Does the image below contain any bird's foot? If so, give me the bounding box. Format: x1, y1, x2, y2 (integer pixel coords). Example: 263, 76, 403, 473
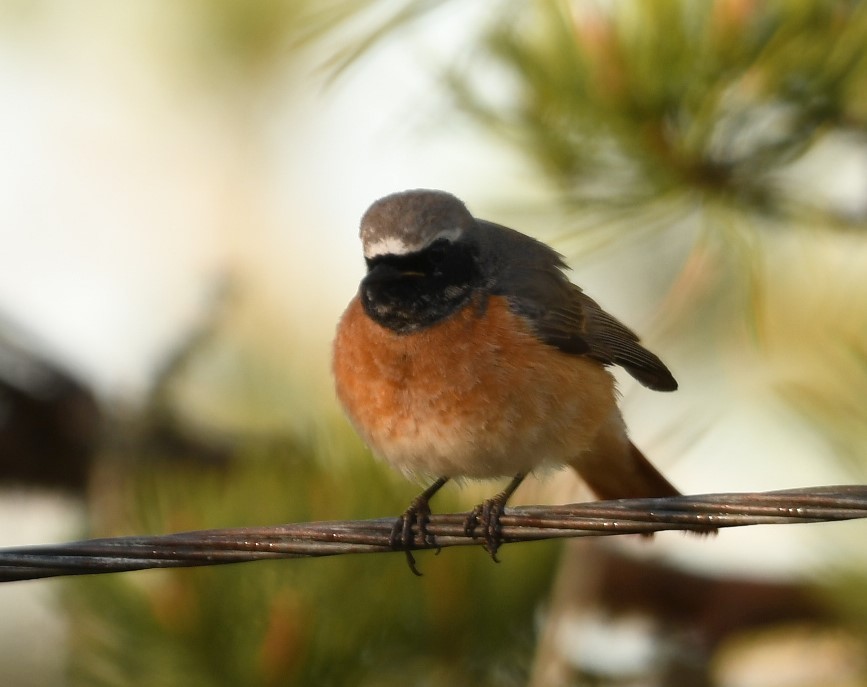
463, 472, 526, 562
390, 498, 433, 576
463, 494, 509, 562
389, 477, 449, 576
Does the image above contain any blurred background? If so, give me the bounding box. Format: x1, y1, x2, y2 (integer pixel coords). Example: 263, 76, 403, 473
1, 1, 866, 685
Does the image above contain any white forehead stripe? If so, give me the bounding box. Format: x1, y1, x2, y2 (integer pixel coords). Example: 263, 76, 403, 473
363, 227, 464, 259
363, 236, 415, 259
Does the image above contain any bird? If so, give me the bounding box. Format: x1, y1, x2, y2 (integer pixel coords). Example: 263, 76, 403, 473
332, 189, 684, 573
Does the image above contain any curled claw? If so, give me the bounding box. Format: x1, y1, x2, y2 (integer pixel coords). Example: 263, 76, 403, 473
464, 497, 506, 561
389, 501, 430, 576
464, 472, 526, 562
389, 477, 449, 576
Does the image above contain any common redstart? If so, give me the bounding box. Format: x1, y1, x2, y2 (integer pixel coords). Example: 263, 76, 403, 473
333, 189, 683, 572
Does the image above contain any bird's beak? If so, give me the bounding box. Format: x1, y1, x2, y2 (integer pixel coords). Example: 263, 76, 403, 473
363, 263, 425, 285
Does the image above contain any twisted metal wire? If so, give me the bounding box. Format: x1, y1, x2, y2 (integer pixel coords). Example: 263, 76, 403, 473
2, 485, 865, 582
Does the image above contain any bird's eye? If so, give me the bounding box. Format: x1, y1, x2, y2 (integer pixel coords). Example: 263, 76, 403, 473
426, 239, 449, 265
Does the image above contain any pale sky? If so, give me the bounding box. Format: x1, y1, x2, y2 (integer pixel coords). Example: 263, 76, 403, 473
0, 1, 521, 397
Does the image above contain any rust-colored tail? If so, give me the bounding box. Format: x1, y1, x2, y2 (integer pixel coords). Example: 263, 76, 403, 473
570, 435, 718, 536
571, 440, 681, 501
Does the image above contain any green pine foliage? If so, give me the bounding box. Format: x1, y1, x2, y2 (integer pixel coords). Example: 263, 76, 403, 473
453, 0, 867, 222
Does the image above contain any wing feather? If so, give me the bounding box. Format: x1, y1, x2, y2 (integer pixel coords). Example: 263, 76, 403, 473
476, 220, 677, 392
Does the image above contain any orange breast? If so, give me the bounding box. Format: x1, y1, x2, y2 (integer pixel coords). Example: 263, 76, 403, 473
332, 294, 617, 479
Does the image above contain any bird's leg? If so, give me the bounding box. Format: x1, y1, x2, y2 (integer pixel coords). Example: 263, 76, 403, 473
464, 472, 526, 562
390, 476, 449, 576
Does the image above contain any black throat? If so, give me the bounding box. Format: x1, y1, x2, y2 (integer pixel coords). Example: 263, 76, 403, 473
360, 239, 482, 333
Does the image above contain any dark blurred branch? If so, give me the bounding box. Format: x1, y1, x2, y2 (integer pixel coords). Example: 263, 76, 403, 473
0, 318, 101, 491
2, 485, 865, 582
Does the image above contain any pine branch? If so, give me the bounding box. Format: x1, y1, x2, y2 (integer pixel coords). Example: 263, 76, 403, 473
2, 485, 865, 582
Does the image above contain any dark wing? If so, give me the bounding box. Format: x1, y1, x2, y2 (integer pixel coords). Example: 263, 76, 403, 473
565, 288, 678, 391
476, 220, 677, 392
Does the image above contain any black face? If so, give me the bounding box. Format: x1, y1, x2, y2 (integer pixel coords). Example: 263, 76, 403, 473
360, 238, 482, 333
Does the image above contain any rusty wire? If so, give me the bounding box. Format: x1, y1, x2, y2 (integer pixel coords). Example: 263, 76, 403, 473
1, 485, 866, 582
